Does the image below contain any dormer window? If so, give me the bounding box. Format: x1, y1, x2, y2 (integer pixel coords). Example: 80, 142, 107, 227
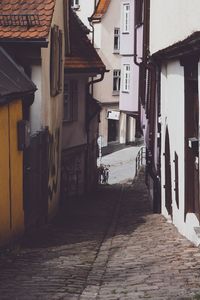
71, 0, 80, 10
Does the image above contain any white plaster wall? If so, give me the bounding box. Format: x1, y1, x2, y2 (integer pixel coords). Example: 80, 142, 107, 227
62, 76, 88, 149
76, 0, 95, 29
119, 56, 139, 112
30, 66, 42, 133
93, 0, 121, 104
119, 112, 127, 144
126, 116, 135, 143
150, 0, 200, 54
99, 107, 108, 147
120, 0, 134, 55
161, 60, 200, 245
94, 23, 101, 49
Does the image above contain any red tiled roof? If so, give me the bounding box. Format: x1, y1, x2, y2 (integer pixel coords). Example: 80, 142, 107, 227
89, 0, 111, 21
65, 11, 106, 74
0, 0, 55, 39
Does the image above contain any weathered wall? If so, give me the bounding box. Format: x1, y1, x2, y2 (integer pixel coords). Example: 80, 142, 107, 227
30, 0, 65, 219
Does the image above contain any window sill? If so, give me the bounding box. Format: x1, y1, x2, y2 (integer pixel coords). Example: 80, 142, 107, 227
113, 50, 120, 54
122, 90, 130, 94
63, 119, 74, 123
112, 91, 120, 96
122, 32, 130, 35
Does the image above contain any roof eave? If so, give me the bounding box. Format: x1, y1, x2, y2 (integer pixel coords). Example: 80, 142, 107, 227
64, 67, 106, 75
152, 32, 200, 61
0, 38, 48, 48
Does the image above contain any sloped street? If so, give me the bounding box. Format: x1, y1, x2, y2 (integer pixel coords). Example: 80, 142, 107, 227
0, 169, 200, 299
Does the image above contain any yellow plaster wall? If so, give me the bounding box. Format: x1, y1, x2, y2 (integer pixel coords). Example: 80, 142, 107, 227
0, 105, 11, 245
9, 101, 24, 238
0, 100, 24, 246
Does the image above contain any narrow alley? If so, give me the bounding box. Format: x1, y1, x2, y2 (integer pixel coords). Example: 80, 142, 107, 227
0, 168, 200, 300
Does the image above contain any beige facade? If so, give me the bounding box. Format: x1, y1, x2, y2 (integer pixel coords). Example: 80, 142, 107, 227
30, 0, 65, 219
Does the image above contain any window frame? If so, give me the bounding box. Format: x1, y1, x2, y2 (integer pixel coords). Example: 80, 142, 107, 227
122, 3, 130, 33
122, 64, 130, 93
113, 69, 121, 95
71, 0, 80, 10
113, 27, 120, 53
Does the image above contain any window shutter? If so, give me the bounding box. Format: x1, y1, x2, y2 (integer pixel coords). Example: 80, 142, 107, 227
50, 25, 63, 97
58, 30, 63, 93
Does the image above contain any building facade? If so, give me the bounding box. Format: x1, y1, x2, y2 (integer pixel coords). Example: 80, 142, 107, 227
139, 0, 200, 245
89, 0, 131, 150
61, 9, 105, 200
0, 0, 65, 242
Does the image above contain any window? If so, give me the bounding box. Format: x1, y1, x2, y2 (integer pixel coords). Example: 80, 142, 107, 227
50, 25, 63, 97
113, 69, 121, 94
123, 3, 130, 33
114, 28, 120, 53
71, 0, 80, 9
122, 64, 130, 92
135, 0, 144, 26
63, 78, 78, 122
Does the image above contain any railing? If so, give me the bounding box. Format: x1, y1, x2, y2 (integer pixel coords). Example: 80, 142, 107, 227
135, 146, 146, 177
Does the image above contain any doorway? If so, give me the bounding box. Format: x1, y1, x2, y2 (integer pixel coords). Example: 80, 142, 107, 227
108, 119, 119, 143
165, 126, 172, 216
184, 59, 199, 217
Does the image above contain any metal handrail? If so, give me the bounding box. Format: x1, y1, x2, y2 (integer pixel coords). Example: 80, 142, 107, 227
135, 146, 146, 177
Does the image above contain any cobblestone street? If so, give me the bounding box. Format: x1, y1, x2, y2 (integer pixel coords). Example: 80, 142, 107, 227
0, 171, 200, 299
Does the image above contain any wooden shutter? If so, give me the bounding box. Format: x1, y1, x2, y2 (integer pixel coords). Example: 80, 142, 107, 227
174, 152, 179, 209
50, 26, 63, 97
58, 30, 63, 93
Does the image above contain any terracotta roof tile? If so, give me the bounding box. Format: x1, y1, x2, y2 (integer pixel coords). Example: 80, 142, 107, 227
89, 0, 111, 21
0, 0, 55, 40
65, 10, 106, 74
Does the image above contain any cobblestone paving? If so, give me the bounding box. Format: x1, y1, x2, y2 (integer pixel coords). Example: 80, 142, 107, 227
0, 171, 200, 299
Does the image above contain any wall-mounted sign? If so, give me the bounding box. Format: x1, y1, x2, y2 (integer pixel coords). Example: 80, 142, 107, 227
107, 110, 120, 120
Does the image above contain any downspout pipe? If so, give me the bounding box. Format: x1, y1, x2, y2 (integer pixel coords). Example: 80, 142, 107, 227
85, 71, 106, 193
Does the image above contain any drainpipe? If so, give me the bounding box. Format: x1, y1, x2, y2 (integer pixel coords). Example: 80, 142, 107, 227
84, 72, 106, 193
88, 20, 95, 96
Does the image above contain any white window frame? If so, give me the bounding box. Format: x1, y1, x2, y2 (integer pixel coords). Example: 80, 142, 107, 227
122, 64, 130, 92
71, 0, 80, 10
113, 69, 121, 95
123, 3, 130, 33
113, 28, 120, 53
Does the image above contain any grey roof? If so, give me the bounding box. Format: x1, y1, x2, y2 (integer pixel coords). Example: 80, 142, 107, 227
0, 46, 36, 104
